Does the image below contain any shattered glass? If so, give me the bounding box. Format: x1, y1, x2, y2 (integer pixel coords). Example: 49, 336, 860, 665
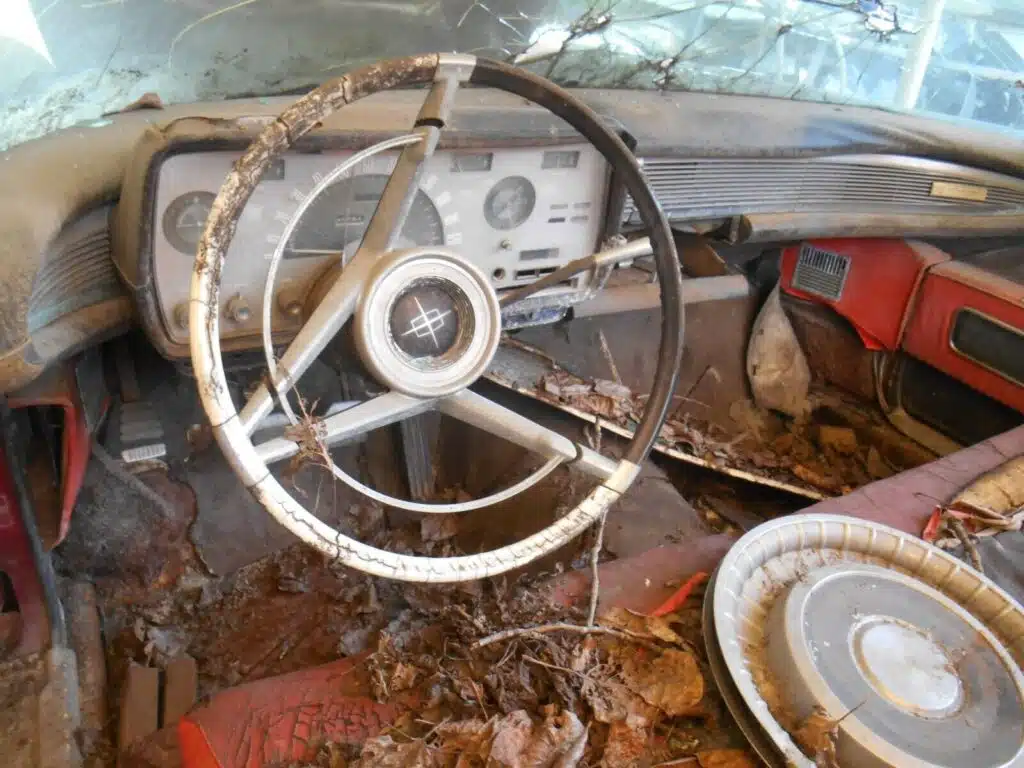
0, 0, 1022, 149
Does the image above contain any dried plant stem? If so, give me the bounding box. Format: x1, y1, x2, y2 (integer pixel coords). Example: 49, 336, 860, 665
587, 509, 607, 627
598, 329, 621, 384
948, 516, 983, 573
473, 623, 662, 652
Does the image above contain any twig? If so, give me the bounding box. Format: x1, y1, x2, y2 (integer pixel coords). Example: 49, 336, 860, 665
598, 329, 621, 384
636, 392, 712, 411
469, 679, 489, 720
948, 516, 983, 573
587, 509, 607, 627
521, 654, 611, 690
473, 623, 662, 652
681, 365, 720, 401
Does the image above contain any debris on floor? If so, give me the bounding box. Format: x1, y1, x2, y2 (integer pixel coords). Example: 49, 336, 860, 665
100, 533, 756, 768
923, 454, 1024, 572
336, 581, 752, 767
530, 367, 934, 499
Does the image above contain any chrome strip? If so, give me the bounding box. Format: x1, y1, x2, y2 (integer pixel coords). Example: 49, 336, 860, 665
623, 153, 1024, 225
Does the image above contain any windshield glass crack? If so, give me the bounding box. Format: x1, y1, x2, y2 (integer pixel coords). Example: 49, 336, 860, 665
1, 0, 1022, 149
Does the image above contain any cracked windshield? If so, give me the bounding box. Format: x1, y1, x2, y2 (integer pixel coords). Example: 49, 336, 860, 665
1, 0, 1022, 150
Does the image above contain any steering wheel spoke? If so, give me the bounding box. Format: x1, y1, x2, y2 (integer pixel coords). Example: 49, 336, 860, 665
240, 254, 374, 434
240, 57, 474, 435
439, 389, 617, 481
354, 57, 470, 258
254, 390, 433, 465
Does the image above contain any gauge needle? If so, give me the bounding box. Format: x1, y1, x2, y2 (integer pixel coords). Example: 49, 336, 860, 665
498, 190, 521, 221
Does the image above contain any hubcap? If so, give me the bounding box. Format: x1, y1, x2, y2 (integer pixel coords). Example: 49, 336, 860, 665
355, 247, 501, 398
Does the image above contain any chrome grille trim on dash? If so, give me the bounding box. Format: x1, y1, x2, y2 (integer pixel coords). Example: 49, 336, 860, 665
622, 154, 1024, 225
792, 243, 850, 301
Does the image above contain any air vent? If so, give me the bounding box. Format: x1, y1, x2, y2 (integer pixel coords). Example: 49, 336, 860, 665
621, 155, 1024, 224
28, 207, 122, 333
792, 243, 850, 301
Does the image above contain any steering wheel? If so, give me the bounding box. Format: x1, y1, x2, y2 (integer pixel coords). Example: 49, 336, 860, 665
190, 54, 684, 582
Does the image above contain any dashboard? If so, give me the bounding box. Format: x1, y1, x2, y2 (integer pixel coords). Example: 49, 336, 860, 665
152, 142, 608, 351
2, 85, 1024, 393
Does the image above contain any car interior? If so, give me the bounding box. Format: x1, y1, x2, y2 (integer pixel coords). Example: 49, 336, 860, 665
2, 1, 1024, 766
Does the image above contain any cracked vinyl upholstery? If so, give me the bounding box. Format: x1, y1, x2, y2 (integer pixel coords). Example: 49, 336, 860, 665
177, 656, 414, 768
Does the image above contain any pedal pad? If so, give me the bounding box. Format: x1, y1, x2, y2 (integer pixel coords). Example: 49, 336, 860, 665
114, 401, 167, 465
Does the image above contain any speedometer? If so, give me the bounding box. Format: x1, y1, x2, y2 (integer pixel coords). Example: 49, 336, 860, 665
285, 174, 444, 259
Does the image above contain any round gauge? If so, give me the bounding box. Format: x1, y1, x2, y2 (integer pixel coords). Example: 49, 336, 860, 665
163, 191, 216, 255
286, 174, 444, 260
483, 176, 536, 231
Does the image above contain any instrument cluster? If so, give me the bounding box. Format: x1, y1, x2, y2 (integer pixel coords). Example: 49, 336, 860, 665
152, 142, 609, 347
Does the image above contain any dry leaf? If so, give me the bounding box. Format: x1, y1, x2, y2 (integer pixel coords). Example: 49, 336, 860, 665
600, 715, 650, 768
488, 708, 587, 768
421, 515, 459, 542
389, 662, 419, 693
696, 748, 759, 768
351, 735, 438, 767
792, 464, 843, 493
951, 456, 1024, 513
435, 718, 495, 763
791, 706, 842, 768
595, 379, 632, 400
618, 648, 704, 716
866, 447, 894, 480
600, 607, 685, 645
581, 663, 657, 726
815, 425, 858, 455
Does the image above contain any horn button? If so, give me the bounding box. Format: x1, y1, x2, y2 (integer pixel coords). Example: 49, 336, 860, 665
389, 280, 467, 362
355, 248, 501, 398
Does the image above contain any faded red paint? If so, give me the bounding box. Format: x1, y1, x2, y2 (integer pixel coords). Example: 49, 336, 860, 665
902, 262, 1024, 413
179, 656, 416, 768
780, 239, 949, 350
0, 446, 49, 655
9, 366, 93, 546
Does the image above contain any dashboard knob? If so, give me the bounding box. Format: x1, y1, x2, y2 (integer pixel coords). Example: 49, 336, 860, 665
276, 288, 304, 320
225, 294, 252, 324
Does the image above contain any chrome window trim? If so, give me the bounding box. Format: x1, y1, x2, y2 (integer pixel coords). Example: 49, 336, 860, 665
948, 306, 1024, 388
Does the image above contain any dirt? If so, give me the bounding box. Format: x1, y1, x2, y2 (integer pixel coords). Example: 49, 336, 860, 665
535, 369, 934, 499
92, 525, 756, 768
328, 581, 753, 768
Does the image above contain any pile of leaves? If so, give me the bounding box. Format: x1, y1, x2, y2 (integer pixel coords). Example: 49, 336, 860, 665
328, 584, 756, 767
536, 369, 931, 497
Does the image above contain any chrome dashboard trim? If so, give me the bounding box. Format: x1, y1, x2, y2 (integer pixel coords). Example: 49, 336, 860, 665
623, 153, 1024, 226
